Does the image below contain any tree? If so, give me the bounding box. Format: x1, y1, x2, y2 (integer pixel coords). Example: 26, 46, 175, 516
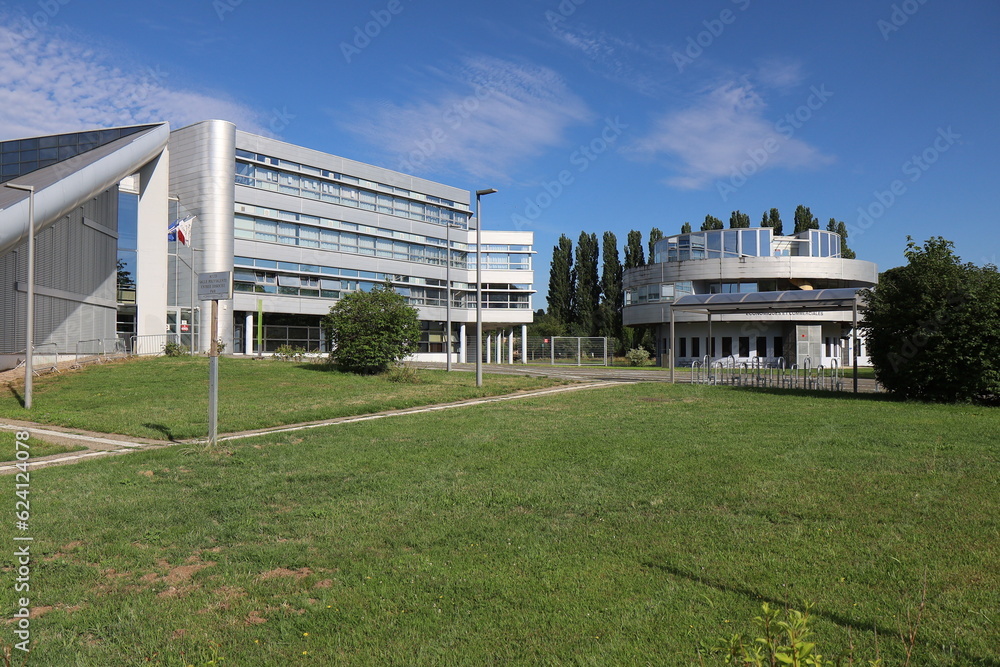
648, 227, 664, 261
574, 231, 601, 336
599, 231, 623, 346
321, 282, 420, 374
729, 210, 751, 228
528, 309, 566, 338
762, 208, 783, 235
826, 218, 856, 259
793, 205, 819, 233
548, 235, 575, 324
700, 215, 724, 231
116, 258, 135, 289
624, 230, 645, 269
681, 222, 692, 234
860, 237, 1000, 404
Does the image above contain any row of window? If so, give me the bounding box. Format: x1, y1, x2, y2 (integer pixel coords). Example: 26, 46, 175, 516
233, 271, 530, 309
235, 212, 531, 271
673, 335, 844, 359
235, 149, 468, 210
236, 161, 467, 228
624, 282, 694, 305
652, 228, 844, 263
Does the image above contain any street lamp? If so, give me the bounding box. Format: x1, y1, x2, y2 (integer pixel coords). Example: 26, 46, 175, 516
445, 216, 452, 371
5, 183, 35, 409
475, 188, 497, 387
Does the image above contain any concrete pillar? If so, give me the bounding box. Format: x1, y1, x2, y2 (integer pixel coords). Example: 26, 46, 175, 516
136, 147, 169, 338
486, 331, 491, 364
459, 324, 467, 363
508, 329, 514, 364
244, 311, 253, 355
521, 325, 527, 364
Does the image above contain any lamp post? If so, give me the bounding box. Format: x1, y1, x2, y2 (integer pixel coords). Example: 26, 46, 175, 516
5, 183, 35, 409
445, 217, 452, 371
475, 188, 497, 387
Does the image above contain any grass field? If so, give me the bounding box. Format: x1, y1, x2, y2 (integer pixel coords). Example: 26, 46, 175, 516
2, 381, 997, 665
0, 357, 564, 440
0, 431, 85, 461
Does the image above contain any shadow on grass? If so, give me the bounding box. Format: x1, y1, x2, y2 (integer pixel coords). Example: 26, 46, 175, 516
6, 385, 24, 408
721, 385, 900, 403
643, 560, 1000, 666
141, 423, 177, 442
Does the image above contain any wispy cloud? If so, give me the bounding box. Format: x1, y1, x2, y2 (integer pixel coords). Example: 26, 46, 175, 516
628, 81, 834, 189
340, 56, 592, 181
0, 22, 267, 140
549, 24, 673, 97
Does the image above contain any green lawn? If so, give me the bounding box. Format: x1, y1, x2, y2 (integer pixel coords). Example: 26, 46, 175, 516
0, 431, 86, 461
2, 383, 997, 665
0, 357, 564, 440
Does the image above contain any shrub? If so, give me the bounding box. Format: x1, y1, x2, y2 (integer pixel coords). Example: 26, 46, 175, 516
861, 237, 1000, 404
625, 347, 651, 367
163, 341, 187, 357
321, 282, 421, 375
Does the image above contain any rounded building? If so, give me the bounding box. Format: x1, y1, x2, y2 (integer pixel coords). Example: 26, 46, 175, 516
623, 227, 878, 368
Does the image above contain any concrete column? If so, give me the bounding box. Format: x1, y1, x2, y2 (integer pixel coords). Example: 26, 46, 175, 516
520, 325, 527, 364
244, 311, 253, 355
486, 332, 491, 364
136, 147, 169, 338
508, 329, 514, 364
459, 324, 467, 363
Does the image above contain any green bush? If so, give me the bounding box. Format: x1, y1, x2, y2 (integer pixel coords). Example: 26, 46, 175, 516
861, 237, 1000, 404
625, 347, 651, 367
162, 341, 187, 357
321, 282, 420, 375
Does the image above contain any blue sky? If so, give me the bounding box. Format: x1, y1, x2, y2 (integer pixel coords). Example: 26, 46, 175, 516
2, 0, 997, 308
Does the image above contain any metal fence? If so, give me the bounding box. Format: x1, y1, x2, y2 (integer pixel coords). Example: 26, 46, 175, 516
130, 333, 180, 357
690, 355, 846, 391
523, 337, 608, 366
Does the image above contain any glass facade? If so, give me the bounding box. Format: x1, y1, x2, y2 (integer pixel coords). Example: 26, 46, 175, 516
235, 156, 468, 228
652, 228, 843, 263
232, 257, 531, 310
1, 125, 152, 183
234, 206, 531, 272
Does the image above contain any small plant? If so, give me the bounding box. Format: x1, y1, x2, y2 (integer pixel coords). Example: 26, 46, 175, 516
215, 338, 226, 355
625, 347, 651, 367
381, 363, 422, 384
697, 603, 887, 667
162, 341, 187, 357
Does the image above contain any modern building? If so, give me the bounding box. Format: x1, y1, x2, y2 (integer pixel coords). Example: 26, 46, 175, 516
623, 227, 878, 368
0, 120, 534, 367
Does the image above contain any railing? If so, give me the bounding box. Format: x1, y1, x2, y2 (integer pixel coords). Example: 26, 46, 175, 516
130, 333, 180, 357
31, 343, 59, 375
72, 339, 104, 368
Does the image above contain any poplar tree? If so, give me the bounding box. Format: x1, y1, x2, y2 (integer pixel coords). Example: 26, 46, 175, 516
624, 230, 645, 269
681, 222, 692, 234
793, 205, 819, 233
701, 214, 724, 231
648, 227, 664, 261
547, 234, 575, 324
599, 231, 623, 345
574, 231, 601, 336
729, 210, 751, 228
827, 218, 856, 259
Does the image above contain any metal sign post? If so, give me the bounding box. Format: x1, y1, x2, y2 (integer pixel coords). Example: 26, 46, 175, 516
198, 271, 232, 446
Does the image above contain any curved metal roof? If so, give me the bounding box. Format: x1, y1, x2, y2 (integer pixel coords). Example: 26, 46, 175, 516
671, 287, 864, 313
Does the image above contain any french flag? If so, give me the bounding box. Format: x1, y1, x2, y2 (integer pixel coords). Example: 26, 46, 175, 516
168, 215, 195, 246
